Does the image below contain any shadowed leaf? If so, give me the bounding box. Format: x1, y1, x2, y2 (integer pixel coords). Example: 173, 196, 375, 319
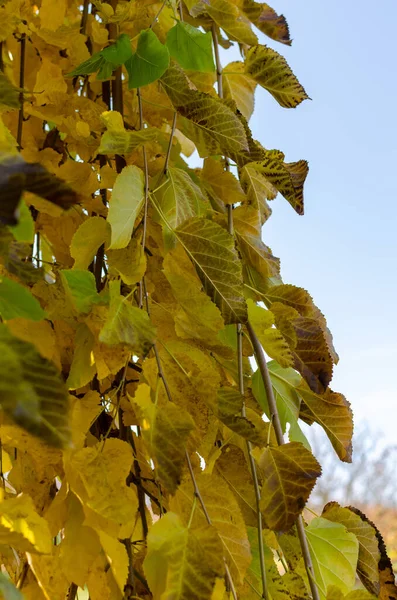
256, 442, 321, 530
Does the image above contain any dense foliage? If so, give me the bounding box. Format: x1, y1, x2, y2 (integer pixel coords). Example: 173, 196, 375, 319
0, 0, 395, 599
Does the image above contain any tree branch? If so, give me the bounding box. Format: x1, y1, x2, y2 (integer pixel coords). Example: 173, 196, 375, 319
17, 33, 26, 150
246, 321, 320, 600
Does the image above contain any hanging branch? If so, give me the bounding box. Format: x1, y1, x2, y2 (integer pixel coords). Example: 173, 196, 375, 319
246, 322, 321, 600
212, 24, 268, 599
16, 33, 26, 150
137, 88, 149, 309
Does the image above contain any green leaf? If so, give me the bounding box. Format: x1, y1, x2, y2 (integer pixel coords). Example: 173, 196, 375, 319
99, 280, 156, 355
132, 383, 194, 493
0, 573, 24, 599
155, 167, 207, 249
8, 200, 34, 243
100, 33, 132, 65
173, 216, 247, 324
0, 276, 46, 321
60, 270, 103, 314
68, 53, 105, 77
144, 512, 224, 599
107, 165, 144, 250
125, 29, 170, 89
98, 127, 159, 156
0, 70, 21, 109
0, 324, 70, 447
245, 44, 309, 108
305, 517, 359, 600
166, 22, 215, 73
322, 503, 380, 596
256, 442, 321, 531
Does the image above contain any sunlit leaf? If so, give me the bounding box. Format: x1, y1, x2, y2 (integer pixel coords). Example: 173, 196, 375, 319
201, 157, 246, 206
205, 0, 258, 46
245, 44, 309, 108
98, 110, 160, 155
256, 442, 321, 530
107, 165, 144, 250
0, 493, 52, 554
305, 517, 359, 600
166, 22, 215, 73
125, 29, 170, 89
247, 299, 293, 367
174, 216, 247, 324
223, 62, 257, 121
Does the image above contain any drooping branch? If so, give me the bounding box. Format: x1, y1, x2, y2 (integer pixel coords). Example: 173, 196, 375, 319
212, 24, 267, 599
246, 322, 321, 600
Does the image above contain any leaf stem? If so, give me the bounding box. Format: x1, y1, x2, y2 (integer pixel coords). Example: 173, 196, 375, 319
163, 111, 177, 175
17, 33, 26, 150
246, 321, 320, 600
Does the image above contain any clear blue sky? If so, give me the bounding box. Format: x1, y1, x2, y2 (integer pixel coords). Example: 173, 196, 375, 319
218, 0, 397, 445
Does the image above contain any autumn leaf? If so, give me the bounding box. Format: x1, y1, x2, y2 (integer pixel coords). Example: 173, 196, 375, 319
107, 165, 144, 250
256, 442, 321, 531
245, 45, 309, 108
0, 493, 52, 554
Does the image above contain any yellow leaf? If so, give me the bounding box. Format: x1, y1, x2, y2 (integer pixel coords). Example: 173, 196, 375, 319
205, 0, 257, 46
33, 58, 67, 106
107, 165, 144, 250
132, 383, 195, 493
98, 110, 160, 155
144, 512, 224, 599
171, 472, 251, 583
0, 116, 18, 154
107, 236, 147, 285
66, 324, 97, 390
70, 390, 103, 448
245, 44, 309, 109
39, 0, 66, 30
247, 299, 293, 367
100, 164, 117, 189
241, 0, 291, 46
99, 531, 128, 592
64, 438, 138, 538
27, 549, 69, 600
223, 61, 257, 121
202, 157, 245, 206
70, 216, 110, 270
59, 493, 101, 588
6, 318, 60, 369
0, 493, 52, 554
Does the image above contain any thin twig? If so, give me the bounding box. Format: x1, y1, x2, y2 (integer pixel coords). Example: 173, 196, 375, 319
149, 0, 168, 29
211, 24, 233, 234
179, 0, 184, 20
237, 326, 268, 599
246, 321, 320, 600
80, 0, 90, 35
67, 582, 78, 600
163, 111, 177, 175
137, 87, 149, 309
17, 33, 26, 150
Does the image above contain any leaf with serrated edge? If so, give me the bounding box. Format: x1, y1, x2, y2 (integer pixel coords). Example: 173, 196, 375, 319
256, 442, 321, 531
174, 217, 247, 324
245, 44, 309, 108
305, 517, 359, 600
242, 0, 291, 46
107, 165, 144, 250
297, 382, 353, 462
205, 0, 258, 46
322, 502, 380, 596
161, 65, 249, 159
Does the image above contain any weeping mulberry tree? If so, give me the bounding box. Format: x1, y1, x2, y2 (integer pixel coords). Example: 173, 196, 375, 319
0, 1, 395, 599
